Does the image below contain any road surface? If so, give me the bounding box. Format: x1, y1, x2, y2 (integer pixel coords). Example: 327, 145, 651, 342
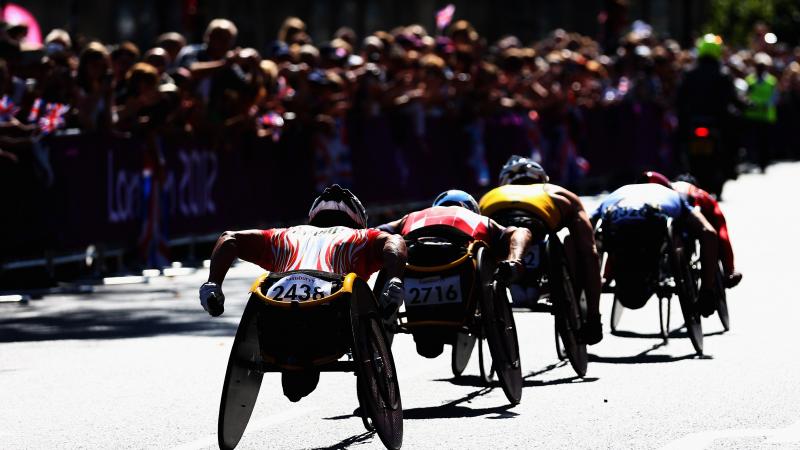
2, 163, 799, 449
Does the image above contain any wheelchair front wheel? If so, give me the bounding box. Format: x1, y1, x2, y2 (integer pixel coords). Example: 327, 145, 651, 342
610, 296, 624, 333
451, 332, 477, 378
659, 296, 671, 341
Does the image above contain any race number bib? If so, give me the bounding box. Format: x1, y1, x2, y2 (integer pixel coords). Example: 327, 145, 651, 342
405, 275, 462, 306
523, 245, 541, 269
266, 274, 333, 301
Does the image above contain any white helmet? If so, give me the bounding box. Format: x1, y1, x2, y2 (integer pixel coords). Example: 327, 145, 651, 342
308, 184, 368, 228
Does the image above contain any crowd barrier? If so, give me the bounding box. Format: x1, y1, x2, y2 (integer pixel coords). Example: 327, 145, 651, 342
1, 101, 680, 271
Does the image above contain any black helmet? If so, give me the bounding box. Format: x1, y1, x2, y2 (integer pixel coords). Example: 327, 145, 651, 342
499, 155, 548, 185
308, 184, 368, 228
673, 173, 699, 186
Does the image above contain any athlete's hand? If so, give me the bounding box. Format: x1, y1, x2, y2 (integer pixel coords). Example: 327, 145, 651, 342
199, 282, 225, 317
495, 259, 524, 283
380, 277, 404, 320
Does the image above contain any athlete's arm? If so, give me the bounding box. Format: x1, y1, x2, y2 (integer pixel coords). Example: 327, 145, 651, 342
489, 220, 532, 262
685, 209, 718, 287
375, 217, 405, 234
373, 231, 407, 279
207, 230, 267, 286
557, 190, 602, 318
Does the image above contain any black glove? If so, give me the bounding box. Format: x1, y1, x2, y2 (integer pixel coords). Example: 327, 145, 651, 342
495, 259, 524, 283
199, 282, 225, 317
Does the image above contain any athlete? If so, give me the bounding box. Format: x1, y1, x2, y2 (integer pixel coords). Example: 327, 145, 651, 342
593, 179, 719, 316
378, 189, 533, 283
479, 155, 603, 345
644, 171, 742, 288
199, 184, 407, 402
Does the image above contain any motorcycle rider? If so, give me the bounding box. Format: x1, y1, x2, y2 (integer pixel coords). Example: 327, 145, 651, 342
675, 33, 745, 197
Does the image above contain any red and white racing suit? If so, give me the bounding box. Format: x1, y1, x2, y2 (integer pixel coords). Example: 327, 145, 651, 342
400, 206, 493, 242
256, 225, 384, 279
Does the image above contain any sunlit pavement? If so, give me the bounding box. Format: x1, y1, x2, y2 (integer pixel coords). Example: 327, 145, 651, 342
2, 163, 799, 449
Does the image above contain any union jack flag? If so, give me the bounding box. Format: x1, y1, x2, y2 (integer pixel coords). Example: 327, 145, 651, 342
0, 95, 20, 122
37, 102, 70, 135
27, 98, 42, 123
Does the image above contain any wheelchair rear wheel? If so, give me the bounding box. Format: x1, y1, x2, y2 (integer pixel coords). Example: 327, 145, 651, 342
670, 232, 703, 355
218, 298, 265, 450
715, 262, 730, 332
476, 246, 522, 405
351, 280, 403, 450
548, 237, 588, 378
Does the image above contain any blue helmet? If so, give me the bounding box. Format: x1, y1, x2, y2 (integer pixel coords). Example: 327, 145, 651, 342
433, 190, 480, 214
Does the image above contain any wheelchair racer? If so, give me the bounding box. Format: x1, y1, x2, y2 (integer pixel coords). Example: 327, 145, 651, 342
670, 173, 742, 289
199, 184, 407, 402
377, 189, 532, 357
592, 178, 720, 316
377, 189, 533, 283
478, 155, 603, 345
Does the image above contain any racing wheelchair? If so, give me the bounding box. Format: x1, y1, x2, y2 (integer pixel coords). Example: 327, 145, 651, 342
379, 226, 522, 405
595, 207, 704, 354
488, 209, 589, 378
218, 270, 402, 450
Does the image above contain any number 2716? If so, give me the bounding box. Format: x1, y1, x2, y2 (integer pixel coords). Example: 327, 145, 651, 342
408, 284, 458, 304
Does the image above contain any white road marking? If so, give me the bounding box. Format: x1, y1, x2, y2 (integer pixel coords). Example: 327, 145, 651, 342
659, 418, 800, 450
169, 406, 317, 450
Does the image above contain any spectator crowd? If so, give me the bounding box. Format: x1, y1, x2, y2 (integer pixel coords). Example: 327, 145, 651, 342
2, 15, 800, 202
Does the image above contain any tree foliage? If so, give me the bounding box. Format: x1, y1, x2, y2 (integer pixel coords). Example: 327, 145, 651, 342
704, 0, 800, 46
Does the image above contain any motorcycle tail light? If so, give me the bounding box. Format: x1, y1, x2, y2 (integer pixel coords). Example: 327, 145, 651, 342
694, 127, 710, 138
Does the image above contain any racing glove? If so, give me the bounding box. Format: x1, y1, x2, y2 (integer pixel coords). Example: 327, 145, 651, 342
199, 282, 225, 317
495, 259, 524, 283
379, 277, 404, 320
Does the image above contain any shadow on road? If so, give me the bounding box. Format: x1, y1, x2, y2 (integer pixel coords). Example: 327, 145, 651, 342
611, 327, 727, 340
0, 306, 237, 342
589, 342, 712, 364
310, 431, 376, 450
404, 386, 518, 420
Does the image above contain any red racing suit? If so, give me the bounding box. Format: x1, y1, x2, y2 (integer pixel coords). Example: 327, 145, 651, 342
672, 181, 736, 275
400, 206, 493, 242
256, 225, 384, 279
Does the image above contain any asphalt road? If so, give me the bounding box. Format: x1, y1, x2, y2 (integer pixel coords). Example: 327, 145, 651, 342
2, 163, 800, 450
